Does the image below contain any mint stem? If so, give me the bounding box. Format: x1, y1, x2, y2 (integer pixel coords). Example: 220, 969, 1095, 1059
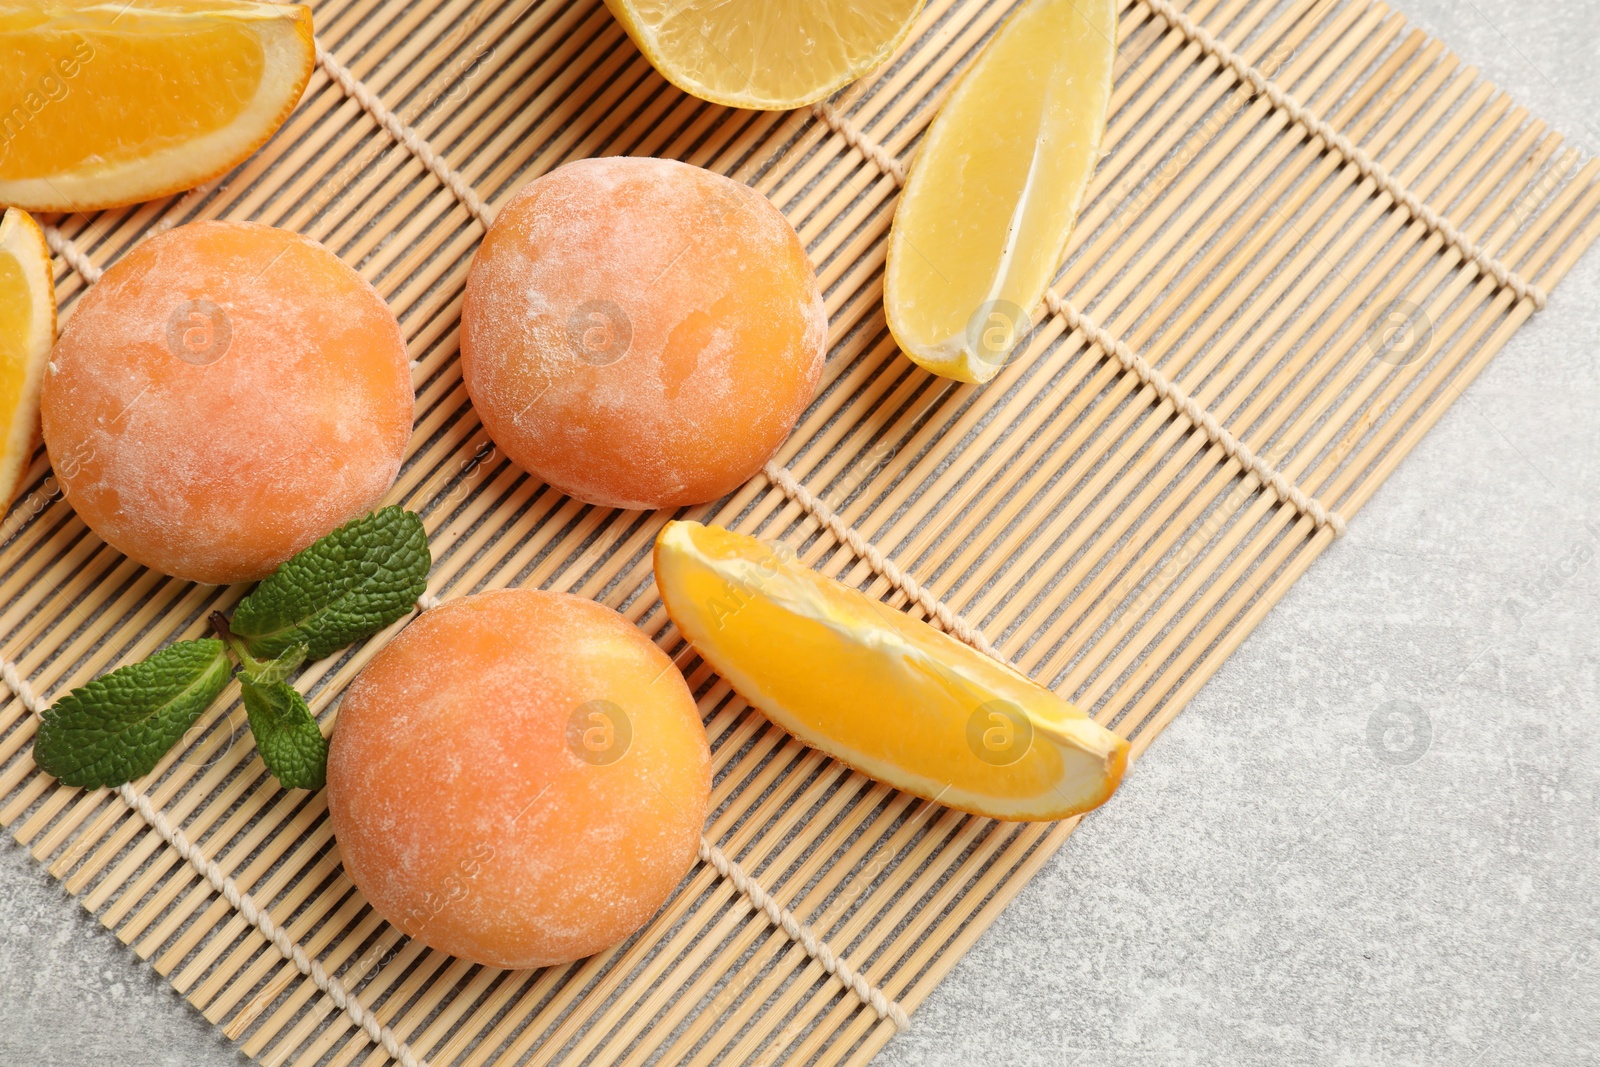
210, 611, 264, 675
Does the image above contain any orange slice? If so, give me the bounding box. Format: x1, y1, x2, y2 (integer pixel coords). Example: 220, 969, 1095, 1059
654, 520, 1128, 821
0, 208, 55, 510
0, 0, 315, 212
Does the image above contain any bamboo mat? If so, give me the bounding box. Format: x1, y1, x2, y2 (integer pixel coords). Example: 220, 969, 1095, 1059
3, 0, 1597, 1064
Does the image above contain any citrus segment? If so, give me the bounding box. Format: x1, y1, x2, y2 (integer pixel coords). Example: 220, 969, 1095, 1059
654, 521, 1128, 821
885, 0, 1117, 384
0, 208, 55, 512
0, 0, 314, 212
603, 0, 926, 110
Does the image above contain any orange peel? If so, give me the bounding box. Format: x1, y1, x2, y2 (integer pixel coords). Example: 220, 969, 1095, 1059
654, 520, 1128, 821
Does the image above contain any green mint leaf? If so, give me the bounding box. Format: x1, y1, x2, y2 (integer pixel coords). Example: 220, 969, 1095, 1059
35, 639, 233, 789
231, 507, 430, 662
242, 642, 308, 687
240, 678, 328, 790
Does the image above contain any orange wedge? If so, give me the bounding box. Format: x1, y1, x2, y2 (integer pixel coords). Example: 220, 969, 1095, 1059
654, 521, 1128, 821
0, 208, 54, 510
0, 1, 314, 212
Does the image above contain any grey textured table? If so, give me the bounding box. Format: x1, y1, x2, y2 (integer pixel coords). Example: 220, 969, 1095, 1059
2, 2, 1595, 1065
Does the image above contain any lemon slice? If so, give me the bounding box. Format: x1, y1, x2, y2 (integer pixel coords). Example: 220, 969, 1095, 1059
885, 0, 1117, 384
0, 208, 55, 511
0, 0, 314, 212
654, 521, 1128, 821
602, 0, 926, 110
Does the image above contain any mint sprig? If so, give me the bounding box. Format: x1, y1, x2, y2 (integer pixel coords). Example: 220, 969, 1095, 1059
240, 678, 328, 791
34, 508, 432, 791
35, 640, 233, 789
231, 506, 430, 661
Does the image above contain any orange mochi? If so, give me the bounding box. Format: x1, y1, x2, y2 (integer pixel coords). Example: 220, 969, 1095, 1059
327, 589, 711, 969
41, 220, 414, 585
460, 156, 827, 510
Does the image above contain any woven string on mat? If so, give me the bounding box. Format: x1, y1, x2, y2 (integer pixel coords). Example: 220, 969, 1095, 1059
1140, 0, 1547, 309
812, 96, 1357, 537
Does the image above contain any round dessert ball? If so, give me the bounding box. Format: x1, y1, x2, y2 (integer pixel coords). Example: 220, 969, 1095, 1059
460, 156, 827, 510
327, 588, 711, 969
41, 220, 413, 585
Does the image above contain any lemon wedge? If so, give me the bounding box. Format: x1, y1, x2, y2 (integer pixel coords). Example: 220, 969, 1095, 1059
0, 208, 55, 511
602, 0, 926, 110
654, 521, 1128, 821
885, 0, 1117, 384
0, 0, 314, 212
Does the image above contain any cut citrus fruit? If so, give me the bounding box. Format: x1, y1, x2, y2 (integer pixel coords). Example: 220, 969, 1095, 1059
654, 520, 1128, 821
0, 208, 55, 511
885, 0, 1117, 384
0, 0, 315, 213
602, 0, 926, 110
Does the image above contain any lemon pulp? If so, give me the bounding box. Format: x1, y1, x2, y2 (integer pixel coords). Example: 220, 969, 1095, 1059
886, 0, 1117, 383
603, 0, 926, 110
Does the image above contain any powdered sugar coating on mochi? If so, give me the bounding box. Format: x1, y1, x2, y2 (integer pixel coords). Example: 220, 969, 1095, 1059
40, 221, 414, 585
327, 589, 711, 970
461, 156, 827, 510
